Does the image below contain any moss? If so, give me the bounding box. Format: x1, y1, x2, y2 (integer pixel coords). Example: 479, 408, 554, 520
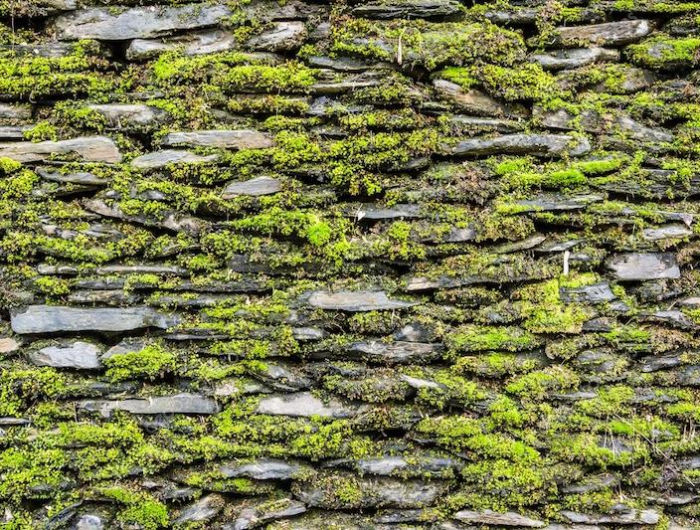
446, 325, 540, 354
104, 342, 178, 382
505, 366, 580, 400
628, 35, 700, 68
100, 487, 169, 530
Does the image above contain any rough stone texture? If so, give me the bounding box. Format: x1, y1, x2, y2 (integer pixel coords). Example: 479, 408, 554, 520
1, 1, 700, 529
28, 340, 102, 369
0, 136, 121, 163
11, 305, 175, 334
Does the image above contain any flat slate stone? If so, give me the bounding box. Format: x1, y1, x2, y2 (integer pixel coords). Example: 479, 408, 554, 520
308, 290, 417, 311
352, 0, 462, 19
560, 283, 616, 304
221, 176, 282, 198
561, 507, 659, 525
348, 341, 442, 363
53, 4, 233, 41
433, 80, 506, 117
606, 253, 680, 281
530, 47, 620, 70
554, 20, 652, 47
246, 21, 308, 51
219, 459, 306, 480
78, 393, 220, 417
513, 194, 604, 212
643, 224, 693, 241
173, 495, 224, 525
0, 103, 32, 119
0, 136, 121, 163
126, 28, 237, 60
37, 168, 110, 186
161, 130, 274, 149
227, 499, 306, 530
454, 510, 546, 527
11, 305, 175, 334
451, 134, 590, 157
131, 150, 219, 169
28, 341, 102, 369
256, 391, 356, 418
87, 104, 167, 126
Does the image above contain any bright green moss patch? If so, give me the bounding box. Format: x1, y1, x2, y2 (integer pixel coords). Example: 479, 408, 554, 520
100, 487, 169, 530
104, 342, 178, 382
446, 325, 540, 353
628, 35, 700, 68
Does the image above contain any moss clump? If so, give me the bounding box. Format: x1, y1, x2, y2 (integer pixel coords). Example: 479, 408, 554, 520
446, 325, 540, 354
104, 342, 178, 382
100, 487, 169, 530
628, 35, 700, 68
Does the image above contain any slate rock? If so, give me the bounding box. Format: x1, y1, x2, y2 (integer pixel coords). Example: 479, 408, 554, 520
126, 28, 238, 60
0, 136, 121, 163
0, 337, 20, 354
11, 305, 175, 334
351, 204, 423, 220
246, 21, 308, 52
227, 498, 306, 530
454, 510, 546, 527
0, 103, 32, 119
560, 283, 616, 304
433, 79, 506, 117
553, 20, 652, 47
606, 253, 680, 281
131, 150, 219, 169
219, 459, 306, 480
37, 168, 110, 186
530, 47, 620, 70
87, 104, 168, 127
74, 515, 104, 530
161, 130, 274, 150
643, 224, 693, 241
307, 290, 418, 311
222, 176, 282, 198
347, 341, 442, 363
352, 0, 463, 19
173, 494, 224, 525
28, 341, 102, 369
256, 391, 356, 418
513, 194, 604, 212
561, 506, 660, 525
53, 4, 233, 41
451, 134, 590, 157
78, 393, 220, 417
295, 476, 447, 509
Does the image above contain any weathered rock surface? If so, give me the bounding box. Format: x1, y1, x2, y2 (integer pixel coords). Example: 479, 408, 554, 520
87, 104, 168, 126
161, 130, 274, 150
454, 510, 546, 527
227, 499, 306, 530
247, 21, 308, 51
352, 0, 462, 19
53, 5, 233, 41
222, 176, 281, 198
307, 291, 417, 311
131, 150, 219, 169
451, 134, 590, 157
11, 305, 175, 334
554, 20, 652, 47
28, 341, 102, 369
530, 47, 620, 70
0, 137, 121, 163
255, 392, 356, 418
606, 253, 680, 281
78, 393, 220, 417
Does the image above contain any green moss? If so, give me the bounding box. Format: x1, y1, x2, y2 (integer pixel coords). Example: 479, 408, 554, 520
104, 342, 178, 382
100, 487, 169, 530
446, 325, 540, 353
628, 35, 700, 68
506, 366, 580, 400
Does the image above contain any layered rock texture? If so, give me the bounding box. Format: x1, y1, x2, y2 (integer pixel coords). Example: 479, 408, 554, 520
2, 0, 700, 528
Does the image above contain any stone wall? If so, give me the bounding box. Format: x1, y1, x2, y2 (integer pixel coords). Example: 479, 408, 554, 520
1, 0, 700, 528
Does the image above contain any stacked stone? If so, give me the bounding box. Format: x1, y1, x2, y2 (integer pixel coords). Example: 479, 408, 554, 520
1, 0, 700, 528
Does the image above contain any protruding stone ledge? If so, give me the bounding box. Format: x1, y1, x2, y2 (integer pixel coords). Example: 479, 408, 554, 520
28, 340, 102, 369
11, 305, 176, 334
77, 393, 220, 417
553, 20, 652, 47
307, 290, 418, 311
0, 136, 121, 163
255, 391, 357, 418
161, 130, 275, 150
606, 253, 680, 281
450, 134, 590, 158
131, 150, 219, 170
53, 5, 233, 41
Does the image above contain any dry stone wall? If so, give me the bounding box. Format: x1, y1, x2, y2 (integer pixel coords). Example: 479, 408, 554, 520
1, 0, 700, 528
